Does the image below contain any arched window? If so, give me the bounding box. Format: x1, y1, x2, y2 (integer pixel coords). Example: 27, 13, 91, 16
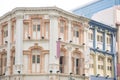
107, 57, 113, 77
31, 49, 41, 73
29, 44, 46, 73
59, 46, 68, 73
59, 51, 65, 73
72, 23, 81, 44
58, 17, 67, 41
72, 49, 84, 75
98, 55, 104, 76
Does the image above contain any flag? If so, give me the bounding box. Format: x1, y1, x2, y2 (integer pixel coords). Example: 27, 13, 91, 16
57, 41, 60, 58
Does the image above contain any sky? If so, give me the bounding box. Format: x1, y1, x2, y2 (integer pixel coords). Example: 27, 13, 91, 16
0, 0, 96, 16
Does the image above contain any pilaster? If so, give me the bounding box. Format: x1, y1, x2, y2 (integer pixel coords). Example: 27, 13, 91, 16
116, 24, 120, 63
6, 18, 11, 75
111, 32, 117, 80
49, 15, 59, 73
67, 45, 72, 73
83, 27, 89, 76
103, 30, 107, 51
68, 20, 72, 42
93, 27, 97, 49
104, 55, 107, 76
95, 53, 98, 75
15, 14, 24, 74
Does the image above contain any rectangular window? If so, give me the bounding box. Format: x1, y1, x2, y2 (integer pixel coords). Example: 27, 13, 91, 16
60, 27, 64, 33
107, 66, 109, 70
76, 31, 79, 37
100, 36, 103, 42
98, 65, 100, 69
101, 65, 104, 69
33, 25, 36, 31
110, 66, 112, 71
60, 67, 63, 73
89, 33, 93, 40
107, 36, 111, 44
97, 35, 99, 41
45, 22, 49, 32
32, 55, 35, 63
60, 56, 63, 65
59, 56, 64, 73
60, 21, 65, 33
4, 56, 7, 66
13, 57, 15, 65
76, 59, 79, 67
37, 55, 40, 63
37, 25, 40, 31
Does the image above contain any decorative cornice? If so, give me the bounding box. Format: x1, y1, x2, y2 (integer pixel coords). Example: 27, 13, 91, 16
0, 7, 90, 23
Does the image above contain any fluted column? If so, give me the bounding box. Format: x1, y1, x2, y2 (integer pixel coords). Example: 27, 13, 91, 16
15, 14, 23, 74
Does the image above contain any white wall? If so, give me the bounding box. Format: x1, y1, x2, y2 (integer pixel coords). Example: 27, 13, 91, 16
116, 9, 120, 23
92, 7, 115, 27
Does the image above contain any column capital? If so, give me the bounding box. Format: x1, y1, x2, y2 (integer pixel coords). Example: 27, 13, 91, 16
15, 14, 24, 19
104, 30, 108, 33
49, 14, 59, 19
94, 26, 98, 30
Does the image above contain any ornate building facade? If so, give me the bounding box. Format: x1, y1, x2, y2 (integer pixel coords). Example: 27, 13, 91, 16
0, 7, 117, 80
0, 7, 89, 80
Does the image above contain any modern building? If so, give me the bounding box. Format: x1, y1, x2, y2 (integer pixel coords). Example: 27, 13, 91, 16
73, 0, 120, 79
0, 7, 90, 80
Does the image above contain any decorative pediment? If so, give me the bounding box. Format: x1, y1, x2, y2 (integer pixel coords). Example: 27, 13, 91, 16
29, 43, 43, 50
72, 48, 84, 58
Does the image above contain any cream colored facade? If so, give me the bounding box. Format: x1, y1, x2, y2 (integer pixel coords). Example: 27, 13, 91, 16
0, 7, 90, 80
0, 7, 115, 80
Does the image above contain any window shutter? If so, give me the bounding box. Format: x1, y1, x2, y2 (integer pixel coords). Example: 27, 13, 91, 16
78, 58, 81, 75
72, 57, 74, 73
62, 56, 65, 73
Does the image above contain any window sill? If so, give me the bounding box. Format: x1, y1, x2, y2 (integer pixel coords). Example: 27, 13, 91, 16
23, 39, 49, 41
